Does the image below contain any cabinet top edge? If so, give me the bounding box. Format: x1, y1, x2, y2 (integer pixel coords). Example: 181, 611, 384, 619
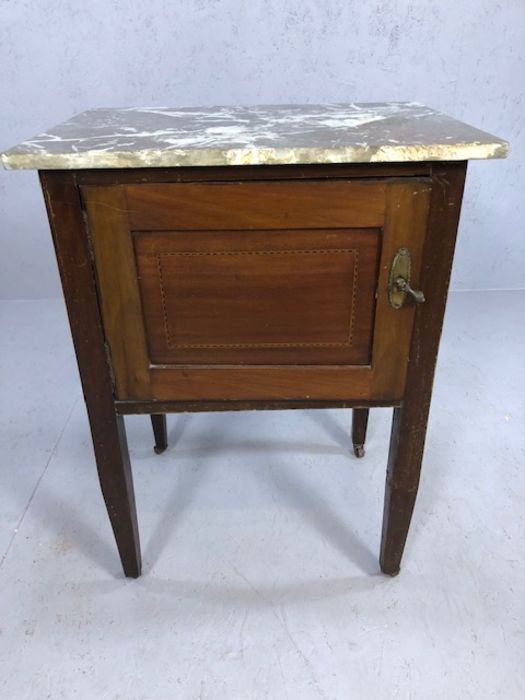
1, 102, 508, 171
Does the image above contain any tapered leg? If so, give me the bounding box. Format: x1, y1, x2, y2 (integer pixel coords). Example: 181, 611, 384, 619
352, 408, 369, 457
379, 407, 422, 576
40, 171, 141, 578
90, 413, 141, 577
379, 162, 467, 576
150, 414, 168, 454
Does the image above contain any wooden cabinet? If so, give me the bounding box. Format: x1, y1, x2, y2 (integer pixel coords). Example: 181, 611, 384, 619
3, 102, 507, 580
40, 161, 462, 580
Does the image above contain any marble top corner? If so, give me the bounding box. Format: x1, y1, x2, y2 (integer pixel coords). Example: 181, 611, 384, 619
1, 102, 508, 170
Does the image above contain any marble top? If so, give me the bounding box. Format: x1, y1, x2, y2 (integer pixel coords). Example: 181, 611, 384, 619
1, 102, 508, 170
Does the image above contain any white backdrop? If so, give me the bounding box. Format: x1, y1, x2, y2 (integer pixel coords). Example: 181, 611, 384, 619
1, 0, 523, 298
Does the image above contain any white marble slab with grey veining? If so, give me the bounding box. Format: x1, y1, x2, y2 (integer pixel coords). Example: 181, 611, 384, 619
1, 102, 508, 170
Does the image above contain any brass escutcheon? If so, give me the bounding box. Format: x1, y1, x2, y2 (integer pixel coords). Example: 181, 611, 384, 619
388, 247, 426, 309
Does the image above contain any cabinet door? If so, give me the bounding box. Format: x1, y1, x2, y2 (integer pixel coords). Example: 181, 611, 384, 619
82, 178, 430, 401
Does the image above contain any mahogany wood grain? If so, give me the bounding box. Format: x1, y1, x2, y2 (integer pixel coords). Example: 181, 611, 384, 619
39, 170, 141, 578
125, 180, 386, 230
36, 160, 468, 579
369, 179, 430, 397
134, 227, 380, 366
82, 185, 151, 398
379, 161, 468, 575
150, 364, 374, 401
81, 177, 430, 402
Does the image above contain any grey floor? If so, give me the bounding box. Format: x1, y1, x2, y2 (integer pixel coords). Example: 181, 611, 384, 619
0, 291, 524, 700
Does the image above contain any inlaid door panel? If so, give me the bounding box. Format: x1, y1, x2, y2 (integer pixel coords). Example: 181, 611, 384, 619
82, 178, 430, 401
134, 228, 380, 366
